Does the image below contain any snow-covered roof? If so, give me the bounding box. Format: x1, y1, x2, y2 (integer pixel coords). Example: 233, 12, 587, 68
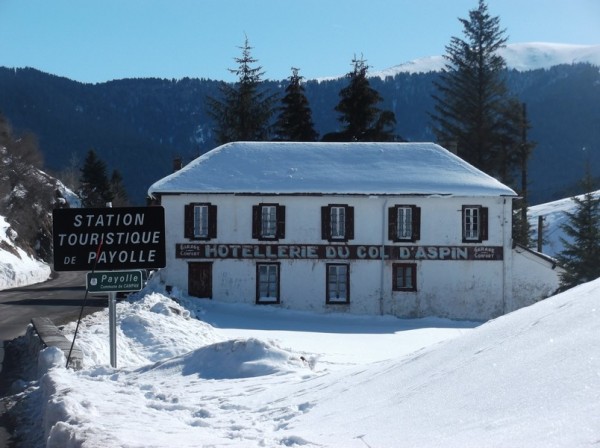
148, 141, 516, 197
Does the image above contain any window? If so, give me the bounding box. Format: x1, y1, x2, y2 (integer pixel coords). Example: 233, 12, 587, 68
256, 263, 280, 304
326, 264, 349, 304
321, 204, 354, 242
462, 205, 488, 242
184, 203, 217, 240
388, 205, 421, 242
331, 206, 345, 239
194, 205, 209, 238
252, 204, 285, 240
393, 263, 417, 291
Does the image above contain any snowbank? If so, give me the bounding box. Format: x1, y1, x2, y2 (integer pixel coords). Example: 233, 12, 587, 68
0, 215, 50, 290
9, 276, 599, 447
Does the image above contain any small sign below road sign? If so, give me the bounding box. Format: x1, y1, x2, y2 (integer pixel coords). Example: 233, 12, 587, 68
87, 270, 144, 293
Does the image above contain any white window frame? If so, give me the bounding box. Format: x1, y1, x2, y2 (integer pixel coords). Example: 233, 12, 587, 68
397, 206, 413, 240
463, 206, 480, 241
193, 204, 209, 238
257, 263, 279, 303
327, 264, 349, 304
261, 205, 277, 239
330, 206, 346, 240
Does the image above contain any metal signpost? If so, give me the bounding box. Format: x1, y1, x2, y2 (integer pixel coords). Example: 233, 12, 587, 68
53, 206, 165, 368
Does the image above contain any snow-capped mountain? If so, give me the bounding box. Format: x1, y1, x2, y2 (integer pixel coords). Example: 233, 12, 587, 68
372, 42, 600, 78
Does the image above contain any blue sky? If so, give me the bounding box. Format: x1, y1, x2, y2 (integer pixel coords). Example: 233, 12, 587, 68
1, 0, 599, 83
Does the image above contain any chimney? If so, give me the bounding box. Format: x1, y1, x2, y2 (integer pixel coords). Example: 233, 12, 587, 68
173, 157, 183, 172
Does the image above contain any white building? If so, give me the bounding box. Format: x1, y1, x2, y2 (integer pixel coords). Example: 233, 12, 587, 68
148, 141, 561, 321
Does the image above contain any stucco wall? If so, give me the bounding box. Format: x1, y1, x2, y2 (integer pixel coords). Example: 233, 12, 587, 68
510, 247, 562, 311
158, 193, 517, 321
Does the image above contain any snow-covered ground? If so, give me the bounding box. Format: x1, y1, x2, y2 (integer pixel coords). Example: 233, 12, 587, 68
2, 188, 599, 447
7, 274, 599, 447
0, 216, 50, 290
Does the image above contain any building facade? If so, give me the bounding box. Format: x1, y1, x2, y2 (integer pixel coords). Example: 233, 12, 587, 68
148, 142, 561, 321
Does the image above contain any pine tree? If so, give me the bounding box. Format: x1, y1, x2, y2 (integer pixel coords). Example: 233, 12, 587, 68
556, 168, 600, 290
323, 56, 396, 142
78, 149, 114, 207
110, 169, 129, 207
273, 68, 318, 141
430, 0, 523, 181
510, 101, 535, 247
207, 37, 277, 144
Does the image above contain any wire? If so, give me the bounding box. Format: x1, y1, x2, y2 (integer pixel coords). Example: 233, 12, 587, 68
66, 238, 103, 369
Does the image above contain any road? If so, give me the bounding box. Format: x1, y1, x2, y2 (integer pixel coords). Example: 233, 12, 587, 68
0, 271, 107, 447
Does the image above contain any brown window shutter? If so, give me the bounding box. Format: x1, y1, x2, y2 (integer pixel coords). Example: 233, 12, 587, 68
345, 206, 354, 241
480, 207, 489, 241
388, 207, 397, 241
208, 204, 217, 239
321, 206, 331, 240
276, 205, 286, 239
184, 204, 194, 239
252, 205, 260, 239
412, 206, 421, 242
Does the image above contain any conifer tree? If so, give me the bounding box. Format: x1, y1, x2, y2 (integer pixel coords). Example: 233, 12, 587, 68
110, 169, 129, 207
430, 0, 523, 181
510, 101, 535, 247
78, 149, 114, 207
274, 68, 318, 141
324, 56, 396, 142
208, 37, 277, 144
556, 168, 600, 290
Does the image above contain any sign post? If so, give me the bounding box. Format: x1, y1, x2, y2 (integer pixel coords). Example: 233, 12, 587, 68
108, 291, 117, 368
53, 206, 165, 368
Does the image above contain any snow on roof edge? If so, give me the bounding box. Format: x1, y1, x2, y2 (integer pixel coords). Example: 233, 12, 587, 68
148, 141, 517, 198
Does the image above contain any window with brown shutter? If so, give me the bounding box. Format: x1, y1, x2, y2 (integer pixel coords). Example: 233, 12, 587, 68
184, 203, 217, 240
321, 204, 354, 242
388, 205, 421, 242
462, 205, 488, 243
253, 203, 286, 240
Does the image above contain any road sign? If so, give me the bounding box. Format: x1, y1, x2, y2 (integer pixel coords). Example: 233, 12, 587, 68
86, 270, 144, 293
52, 206, 166, 271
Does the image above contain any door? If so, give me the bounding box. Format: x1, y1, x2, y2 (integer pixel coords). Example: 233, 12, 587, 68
188, 262, 212, 298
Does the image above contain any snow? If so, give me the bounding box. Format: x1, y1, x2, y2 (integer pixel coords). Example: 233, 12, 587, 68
4, 188, 599, 447
148, 141, 516, 197
8, 273, 600, 447
372, 42, 600, 78
528, 189, 600, 257
0, 215, 50, 290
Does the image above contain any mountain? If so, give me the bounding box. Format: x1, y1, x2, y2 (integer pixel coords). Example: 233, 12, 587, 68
372, 42, 600, 77
0, 42, 598, 205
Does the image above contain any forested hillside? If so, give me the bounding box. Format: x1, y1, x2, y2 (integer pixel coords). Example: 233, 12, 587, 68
0, 64, 598, 204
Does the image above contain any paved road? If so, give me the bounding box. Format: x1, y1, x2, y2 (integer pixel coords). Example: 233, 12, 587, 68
0, 271, 107, 447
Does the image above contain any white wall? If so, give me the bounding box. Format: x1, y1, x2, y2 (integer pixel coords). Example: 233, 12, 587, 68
510, 246, 562, 311
158, 193, 523, 321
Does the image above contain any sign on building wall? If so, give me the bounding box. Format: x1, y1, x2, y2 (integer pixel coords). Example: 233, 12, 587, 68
176, 243, 503, 261
53, 207, 166, 271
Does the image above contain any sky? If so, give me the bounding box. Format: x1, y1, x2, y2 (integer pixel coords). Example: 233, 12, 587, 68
1, 0, 599, 83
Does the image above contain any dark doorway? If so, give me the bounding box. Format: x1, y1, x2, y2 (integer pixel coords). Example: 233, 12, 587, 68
188, 262, 212, 298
